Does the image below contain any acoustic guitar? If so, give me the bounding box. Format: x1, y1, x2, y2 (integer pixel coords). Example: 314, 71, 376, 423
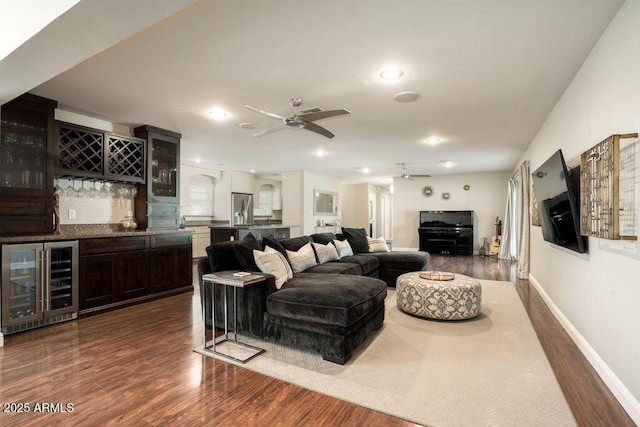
490, 217, 502, 254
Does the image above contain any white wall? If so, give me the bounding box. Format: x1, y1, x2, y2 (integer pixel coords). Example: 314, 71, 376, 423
281, 171, 341, 236
521, 1, 640, 421
57, 178, 133, 224
212, 171, 232, 221
303, 171, 341, 236
392, 171, 510, 251
281, 171, 303, 237
341, 183, 370, 230
341, 183, 384, 237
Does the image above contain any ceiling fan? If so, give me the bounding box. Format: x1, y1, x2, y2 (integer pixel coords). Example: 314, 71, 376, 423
243, 98, 350, 139
395, 163, 431, 179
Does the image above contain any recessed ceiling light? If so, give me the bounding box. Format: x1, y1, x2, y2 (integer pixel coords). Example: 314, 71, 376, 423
379, 67, 404, 80
425, 137, 441, 145
250, 169, 255, 173
315, 149, 326, 157
194, 158, 201, 163
239, 122, 257, 129
208, 109, 228, 121
362, 167, 370, 174
394, 91, 420, 103
440, 160, 454, 168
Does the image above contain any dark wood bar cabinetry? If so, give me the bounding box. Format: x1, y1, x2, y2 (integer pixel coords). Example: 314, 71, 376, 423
134, 125, 182, 230
56, 121, 146, 183
79, 232, 192, 314
0, 94, 58, 236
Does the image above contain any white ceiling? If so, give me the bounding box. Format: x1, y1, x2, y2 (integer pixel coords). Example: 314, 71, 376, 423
3, 0, 625, 184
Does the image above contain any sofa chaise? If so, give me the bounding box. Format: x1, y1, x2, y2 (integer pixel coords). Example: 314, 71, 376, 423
198, 227, 430, 363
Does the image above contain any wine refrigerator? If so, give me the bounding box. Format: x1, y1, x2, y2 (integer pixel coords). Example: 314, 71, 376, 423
1, 241, 79, 343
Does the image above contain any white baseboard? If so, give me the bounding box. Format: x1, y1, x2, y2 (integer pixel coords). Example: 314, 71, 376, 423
529, 274, 640, 425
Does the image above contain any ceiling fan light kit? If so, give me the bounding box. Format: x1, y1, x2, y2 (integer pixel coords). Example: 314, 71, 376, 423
243, 98, 350, 139
395, 162, 431, 180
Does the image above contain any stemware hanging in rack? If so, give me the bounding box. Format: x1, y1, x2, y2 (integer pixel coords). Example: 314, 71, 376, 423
64, 179, 76, 198
75, 181, 89, 199
88, 181, 99, 198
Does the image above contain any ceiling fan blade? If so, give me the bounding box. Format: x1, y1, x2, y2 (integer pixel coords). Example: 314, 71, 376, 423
252, 126, 285, 137
302, 121, 335, 139
298, 109, 350, 122
243, 104, 286, 120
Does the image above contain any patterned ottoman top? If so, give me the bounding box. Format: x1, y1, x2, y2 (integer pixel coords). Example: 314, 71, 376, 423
396, 271, 482, 320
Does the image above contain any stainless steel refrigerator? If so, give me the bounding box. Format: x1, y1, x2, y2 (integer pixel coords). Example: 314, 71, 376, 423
231, 192, 253, 225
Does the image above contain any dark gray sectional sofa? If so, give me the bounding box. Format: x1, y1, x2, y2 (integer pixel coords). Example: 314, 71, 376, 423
198, 227, 430, 364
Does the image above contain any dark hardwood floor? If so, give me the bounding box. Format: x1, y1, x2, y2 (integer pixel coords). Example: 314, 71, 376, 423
0, 255, 634, 426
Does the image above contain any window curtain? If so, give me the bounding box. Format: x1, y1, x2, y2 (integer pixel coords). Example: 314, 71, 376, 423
498, 161, 531, 279
499, 172, 519, 261
516, 161, 530, 279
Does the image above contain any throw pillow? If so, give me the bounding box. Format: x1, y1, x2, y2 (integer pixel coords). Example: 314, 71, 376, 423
312, 242, 340, 264
285, 242, 318, 273
341, 227, 369, 253
333, 239, 354, 258
279, 235, 313, 252
206, 241, 242, 272
367, 236, 390, 253
231, 233, 261, 271
262, 236, 288, 258
253, 249, 292, 289
310, 232, 337, 245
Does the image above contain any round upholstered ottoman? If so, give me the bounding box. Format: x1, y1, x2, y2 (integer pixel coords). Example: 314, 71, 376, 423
396, 272, 482, 320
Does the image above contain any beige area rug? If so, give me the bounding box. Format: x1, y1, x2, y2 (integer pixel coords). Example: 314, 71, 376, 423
195, 280, 576, 427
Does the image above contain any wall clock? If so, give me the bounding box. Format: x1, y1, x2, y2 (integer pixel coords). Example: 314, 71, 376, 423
422, 186, 433, 197
441, 192, 450, 200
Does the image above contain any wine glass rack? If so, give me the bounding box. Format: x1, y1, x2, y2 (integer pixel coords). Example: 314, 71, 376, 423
57, 123, 103, 176
56, 122, 145, 183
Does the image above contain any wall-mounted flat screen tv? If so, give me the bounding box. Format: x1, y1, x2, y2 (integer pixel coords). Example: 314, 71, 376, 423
531, 149, 587, 254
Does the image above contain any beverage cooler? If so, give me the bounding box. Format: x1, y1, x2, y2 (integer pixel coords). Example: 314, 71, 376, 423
1, 241, 79, 336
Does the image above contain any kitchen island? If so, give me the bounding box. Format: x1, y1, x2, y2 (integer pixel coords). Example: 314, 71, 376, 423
210, 225, 291, 243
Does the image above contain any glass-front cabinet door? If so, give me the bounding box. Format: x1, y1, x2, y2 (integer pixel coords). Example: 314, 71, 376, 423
150, 137, 178, 200
1, 94, 57, 236
45, 241, 78, 316
1, 243, 42, 326
0, 102, 50, 191
133, 125, 181, 230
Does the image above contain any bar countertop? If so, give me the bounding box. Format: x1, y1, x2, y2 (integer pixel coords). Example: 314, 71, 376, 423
0, 224, 192, 244
210, 224, 291, 230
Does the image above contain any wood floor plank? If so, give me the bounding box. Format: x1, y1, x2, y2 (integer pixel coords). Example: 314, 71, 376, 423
0, 256, 634, 426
